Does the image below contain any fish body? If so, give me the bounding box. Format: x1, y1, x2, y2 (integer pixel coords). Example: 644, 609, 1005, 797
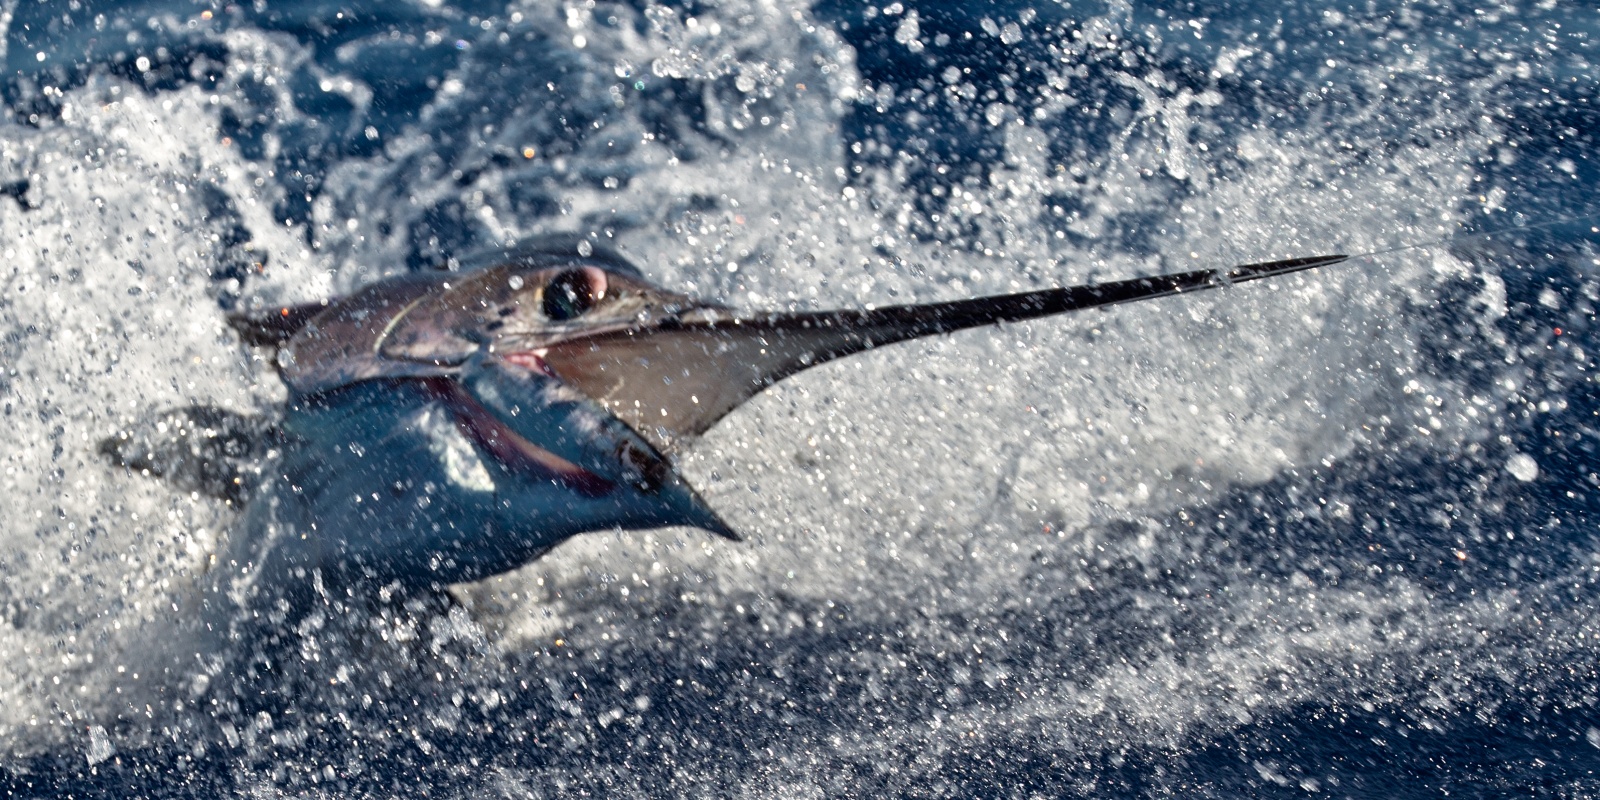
110, 238, 1345, 601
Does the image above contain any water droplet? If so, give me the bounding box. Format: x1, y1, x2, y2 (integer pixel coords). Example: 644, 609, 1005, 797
1506, 452, 1538, 482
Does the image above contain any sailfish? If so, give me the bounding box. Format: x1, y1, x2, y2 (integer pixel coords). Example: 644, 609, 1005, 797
104, 238, 1344, 603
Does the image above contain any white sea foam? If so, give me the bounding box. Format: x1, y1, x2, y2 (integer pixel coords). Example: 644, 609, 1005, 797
0, 66, 324, 753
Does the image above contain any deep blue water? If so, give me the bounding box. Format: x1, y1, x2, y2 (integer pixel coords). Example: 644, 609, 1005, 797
1, 0, 1598, 796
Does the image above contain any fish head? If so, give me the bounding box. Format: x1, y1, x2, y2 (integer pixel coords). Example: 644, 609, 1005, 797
271, 239, 970, 457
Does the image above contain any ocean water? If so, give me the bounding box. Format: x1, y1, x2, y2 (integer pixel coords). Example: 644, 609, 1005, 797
0, 0, 1597, 796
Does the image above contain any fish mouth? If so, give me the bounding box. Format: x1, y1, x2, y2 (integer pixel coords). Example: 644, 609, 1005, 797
426, 377, 617, 499
448, 352, 743, 541
531, 254, 1347, 454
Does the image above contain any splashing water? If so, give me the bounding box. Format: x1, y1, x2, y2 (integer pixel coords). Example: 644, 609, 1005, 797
0, 0, 1597, 794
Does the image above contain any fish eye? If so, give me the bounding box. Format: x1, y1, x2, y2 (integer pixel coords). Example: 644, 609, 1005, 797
542, 267, 606, 321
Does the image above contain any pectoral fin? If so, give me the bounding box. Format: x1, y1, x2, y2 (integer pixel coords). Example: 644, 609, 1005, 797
100, 405, 282, 505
